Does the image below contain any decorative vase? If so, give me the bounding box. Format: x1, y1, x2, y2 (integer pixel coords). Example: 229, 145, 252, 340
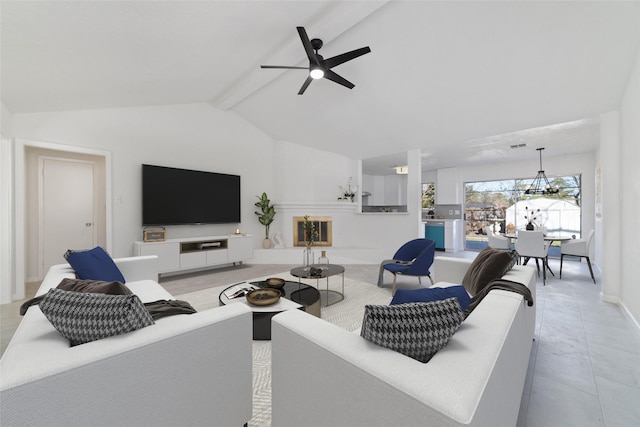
303, 247, 314, 269
318, 250, 329, 265
525, 223, 534, 231
263, 238, 272, 249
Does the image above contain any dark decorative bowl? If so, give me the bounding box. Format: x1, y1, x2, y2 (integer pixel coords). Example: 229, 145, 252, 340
246, 288, 281, 306
265, 277, 286, 289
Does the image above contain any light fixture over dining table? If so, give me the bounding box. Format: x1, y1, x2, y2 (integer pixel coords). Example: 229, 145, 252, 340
524, 148, 560, 195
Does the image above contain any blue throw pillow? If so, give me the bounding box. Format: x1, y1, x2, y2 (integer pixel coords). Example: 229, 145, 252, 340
64, 246, 126, 283
390, 285, 471, 311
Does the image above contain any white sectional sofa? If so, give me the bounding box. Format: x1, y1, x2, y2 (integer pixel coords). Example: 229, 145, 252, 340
271, 256, 536, 427
1, 256, 253, 427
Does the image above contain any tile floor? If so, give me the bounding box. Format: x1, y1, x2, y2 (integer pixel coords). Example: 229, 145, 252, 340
515, 257, 640, 427
1, 253, 639, 426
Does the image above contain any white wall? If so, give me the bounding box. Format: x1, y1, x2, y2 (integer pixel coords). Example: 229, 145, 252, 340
619, 43, 640, 326
271, 142, 418, 253
11, 103, 276, 258
8, 103, 422, 300
1, 101, 14, 303
1, 101, 13, 138
273, 140, 356, 205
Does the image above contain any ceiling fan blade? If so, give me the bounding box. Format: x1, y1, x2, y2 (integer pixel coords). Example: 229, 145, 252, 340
325, 46, 371, 69
298, 75, 313, 95
323, 70, 355, 89
260, 65, 308, 69
297, 26, 318, 66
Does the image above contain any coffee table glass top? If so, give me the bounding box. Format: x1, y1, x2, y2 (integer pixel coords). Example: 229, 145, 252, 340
218, 280, 319, 308
290, 264, 345, 279
249, 280, 320, 306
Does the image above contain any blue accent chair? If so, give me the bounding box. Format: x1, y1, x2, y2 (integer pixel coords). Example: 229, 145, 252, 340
381, 238, 436, 295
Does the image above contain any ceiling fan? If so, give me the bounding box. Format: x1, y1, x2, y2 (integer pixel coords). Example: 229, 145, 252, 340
260, 26, 371, 95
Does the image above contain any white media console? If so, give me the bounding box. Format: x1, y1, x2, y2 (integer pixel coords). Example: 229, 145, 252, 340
134, 234, 253, 275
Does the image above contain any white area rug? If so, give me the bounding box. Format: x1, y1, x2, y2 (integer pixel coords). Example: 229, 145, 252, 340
175, 272, 393, 427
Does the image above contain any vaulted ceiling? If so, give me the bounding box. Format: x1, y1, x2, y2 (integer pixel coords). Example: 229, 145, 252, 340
2, 1, 639, 173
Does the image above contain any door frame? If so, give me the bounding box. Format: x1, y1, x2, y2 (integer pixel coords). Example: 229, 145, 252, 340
13, 138, 112, 301
38, 156, 98, 280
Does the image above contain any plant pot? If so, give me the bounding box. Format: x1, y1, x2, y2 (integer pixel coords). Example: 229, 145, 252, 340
525, 223, 534, 231
263, 238, 272, 249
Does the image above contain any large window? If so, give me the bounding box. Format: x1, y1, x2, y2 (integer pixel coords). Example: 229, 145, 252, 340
421, 182, 435, 220
465, 175, 581, 251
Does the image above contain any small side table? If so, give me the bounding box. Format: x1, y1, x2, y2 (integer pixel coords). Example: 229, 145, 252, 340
290, 264, 345, 307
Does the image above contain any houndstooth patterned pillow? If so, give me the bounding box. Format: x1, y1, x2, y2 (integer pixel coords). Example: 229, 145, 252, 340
39, 288, 154, 346
360, 297, 464, 363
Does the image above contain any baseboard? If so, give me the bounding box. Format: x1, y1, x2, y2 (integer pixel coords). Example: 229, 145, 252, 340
600, 292, 619, 304
600, 292, 640, 334
620, 301, 640, 334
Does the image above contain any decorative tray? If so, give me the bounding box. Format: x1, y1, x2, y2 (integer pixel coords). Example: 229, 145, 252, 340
265, 277, 285, 289
246, 288, 281, 306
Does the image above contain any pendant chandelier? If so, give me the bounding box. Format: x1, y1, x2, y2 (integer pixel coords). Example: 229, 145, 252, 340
524, 148, 559, 195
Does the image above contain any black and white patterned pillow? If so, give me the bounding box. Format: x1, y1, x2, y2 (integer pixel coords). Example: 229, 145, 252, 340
39, 288, 154, 346
360, 298, 464, 363
501, 249, 519, 276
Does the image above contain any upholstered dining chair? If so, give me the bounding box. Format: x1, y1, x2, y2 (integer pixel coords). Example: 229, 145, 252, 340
560, 229, 596, 284
487, 230, 512, 250
515, 230, 550, 285
379, 238, 436, 295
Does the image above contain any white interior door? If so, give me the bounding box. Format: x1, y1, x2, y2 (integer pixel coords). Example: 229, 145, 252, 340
40, 157, 96, 277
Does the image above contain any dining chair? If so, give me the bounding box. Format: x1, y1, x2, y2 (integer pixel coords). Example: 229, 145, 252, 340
560, 229, 596, 284
515, 230, 550, 285
380, 238, 436, 295
487, 229, 511, 250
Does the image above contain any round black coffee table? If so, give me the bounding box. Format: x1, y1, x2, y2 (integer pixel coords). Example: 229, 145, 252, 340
219, 280, 320, 340
290, 264, 345, 307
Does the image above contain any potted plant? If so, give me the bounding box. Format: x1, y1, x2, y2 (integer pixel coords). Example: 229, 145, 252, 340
338, 177, 358, 202
524, 206, 540, 231
255, 192, 276, 248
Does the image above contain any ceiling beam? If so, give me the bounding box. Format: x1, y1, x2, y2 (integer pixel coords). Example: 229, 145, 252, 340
212, 1, 389, 111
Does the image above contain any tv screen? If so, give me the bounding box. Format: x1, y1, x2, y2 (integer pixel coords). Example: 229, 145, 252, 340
142, 164, 241, 226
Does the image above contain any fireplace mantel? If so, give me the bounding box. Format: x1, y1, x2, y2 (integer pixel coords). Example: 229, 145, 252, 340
271, 202, 358, 251
275, 201, 358, 213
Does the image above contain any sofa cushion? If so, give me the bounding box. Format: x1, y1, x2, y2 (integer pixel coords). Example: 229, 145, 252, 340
461, 247, 515, 296
389, 285, 471, 311
64, 246, 126, 283
39, 288, 154, 346
57, 278, 133, 295
360, 298, 464, 363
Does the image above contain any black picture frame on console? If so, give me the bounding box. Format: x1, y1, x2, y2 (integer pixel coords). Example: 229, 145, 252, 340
142, 164, 241, 226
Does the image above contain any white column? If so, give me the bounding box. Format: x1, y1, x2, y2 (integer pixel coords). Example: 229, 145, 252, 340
599, 111, 621, 303
407, 149, 422, 236
0, 137, 14, 303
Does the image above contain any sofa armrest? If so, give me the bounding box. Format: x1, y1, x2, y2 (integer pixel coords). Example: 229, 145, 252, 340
114, 255, 158, 282
272, 292, 532, 427
433, 256, 472, 284
1, 303, 253, 426
38, 256, 159, 296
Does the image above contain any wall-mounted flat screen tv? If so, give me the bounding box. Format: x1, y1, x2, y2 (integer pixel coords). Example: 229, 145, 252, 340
142, 164, 241, 226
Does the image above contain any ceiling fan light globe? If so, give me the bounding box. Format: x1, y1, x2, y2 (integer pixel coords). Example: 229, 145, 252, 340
310, 68, 324, 79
